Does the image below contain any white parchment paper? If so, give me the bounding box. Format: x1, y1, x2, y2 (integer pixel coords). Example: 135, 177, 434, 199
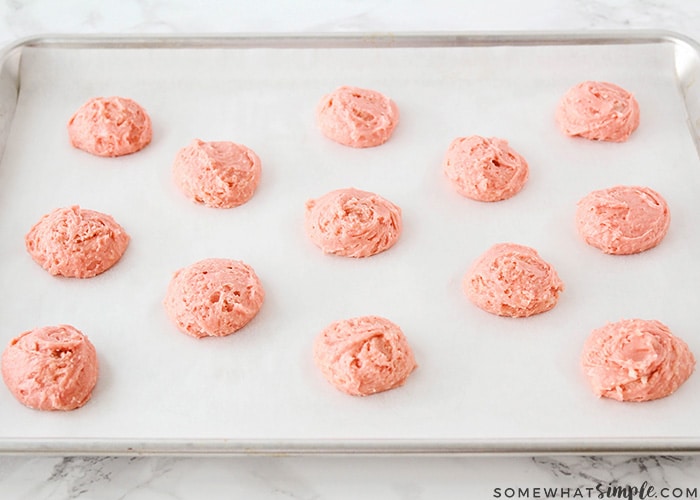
0, 41, 698, 450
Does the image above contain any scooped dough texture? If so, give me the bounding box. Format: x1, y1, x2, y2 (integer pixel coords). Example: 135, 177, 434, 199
556, 81, 640, 142
173, 139, 262, 208
1, 325, 99, 411
305, 188, 402, 258
163, 258, 265, 339
581, 319, 695, 402
25, 205, 130, 278
313, 315, 417, 396
464, 243, 564, 317
576, 185, 670, 255
316, 86, 399, 148
67, 96, 152, 157
443, 135, 529, 202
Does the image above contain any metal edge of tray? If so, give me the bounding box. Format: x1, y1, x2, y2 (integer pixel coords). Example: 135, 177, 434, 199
2, 438, 700, 457
2, 29, 698, 49
1, 30, 699, 456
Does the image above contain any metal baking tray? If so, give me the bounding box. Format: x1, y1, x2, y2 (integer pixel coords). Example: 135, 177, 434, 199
1, 32, 700, 455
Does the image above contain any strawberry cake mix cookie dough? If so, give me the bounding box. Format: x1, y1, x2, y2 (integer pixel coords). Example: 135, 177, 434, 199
576, 185, 670, 255
556, 81, 640, 142
304, 188, 402, 258
316, 86, 399, 148
313, 316, 417, 396
464, 243, 564, 318
173, 139, 262, 208
25, 205, 130, 278
2, 325, 99, 411
582, 319, 695, 402
164, 258, 265, 339
68, 96, 152, 157
443, 135, 529, 202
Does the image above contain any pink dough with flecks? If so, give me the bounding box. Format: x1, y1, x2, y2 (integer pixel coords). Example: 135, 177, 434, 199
25, 205, 130, 278
556, 81, 639, 142
68, 96, 152, 157
163, 258, 265, 339
576, 185, 670, 255
464, 243, 564, 318
443, 135, 529, 202
313, 316, 417, 396
304, 188, 402, 258
1, 325, 98, 411
173, 139, 261, 208
582, 319, 695, 402
316, 86, 399, 148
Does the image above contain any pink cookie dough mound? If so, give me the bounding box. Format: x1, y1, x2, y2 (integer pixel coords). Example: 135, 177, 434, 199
67, 96, 152, 157
443, 135, 529, 202
316, 86, 399, 148
2, 325, 98, 411
556, 81, 640, 142
305, 188, 402, 258
313, 315, 417, 396
25, 205, 130, 278
163, 258, 265, 339
582, 319, 695, 402
576, 185, 670, 255
464, 243, 564, 318
173, 139, 262, 208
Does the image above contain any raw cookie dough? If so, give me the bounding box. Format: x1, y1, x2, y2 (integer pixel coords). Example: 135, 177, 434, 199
576, 185, 670, 255
305, 188, 402, 258
313, 315, 417, 396
581, 319, 695, 402
2, 325, 98, 411
464, 243, 564, 317
173, 139, 262, 208
67, 96, 152, 157
316, 86, 399, 148
25, 205, 130, 278
163, 258, 265, 339
556, 81, 640, 142
443, 135, 529, 202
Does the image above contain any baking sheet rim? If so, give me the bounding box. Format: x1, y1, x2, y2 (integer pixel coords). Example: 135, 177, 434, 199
4, 437, 700, 457
1, 30, 699, 456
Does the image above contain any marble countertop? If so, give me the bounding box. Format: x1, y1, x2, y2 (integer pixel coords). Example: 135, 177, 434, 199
2, 1, 700, 498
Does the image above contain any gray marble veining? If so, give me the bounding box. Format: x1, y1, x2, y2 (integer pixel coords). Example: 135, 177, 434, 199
534, 455, 698, 486
3, 455, 699, 499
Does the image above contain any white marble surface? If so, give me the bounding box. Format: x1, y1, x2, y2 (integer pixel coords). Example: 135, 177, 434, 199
2, 0, 700, 498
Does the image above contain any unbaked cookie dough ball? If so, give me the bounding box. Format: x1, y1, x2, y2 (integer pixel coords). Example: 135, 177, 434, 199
581, 319, 695, 402
304, 188, 402, 258
443, 135, 529, 202
316, 86, 399, 148
163, 258, 265, 339
556, 81, 640, 142
173, 139, 262, 208
313, 315, 417, 396
463, 243, 564, 318
67, 96, 152, 157
25, 205, 130, 278
1, 325, 99, 411
575, 185, 670, 255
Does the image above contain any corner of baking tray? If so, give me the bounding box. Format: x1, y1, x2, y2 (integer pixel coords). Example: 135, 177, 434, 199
0, 35, 36, 169
0, 34, 65, 62
655, 30, 700, 155
651, 29, 700, 50
0, 34, 49, 89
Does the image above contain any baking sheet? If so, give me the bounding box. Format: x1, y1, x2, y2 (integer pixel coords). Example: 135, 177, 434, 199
0, 34, 700, 454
